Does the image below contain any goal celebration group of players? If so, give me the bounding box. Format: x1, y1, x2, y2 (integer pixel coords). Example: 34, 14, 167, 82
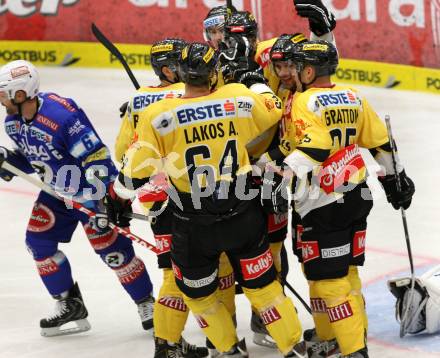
0, 1, 416, 357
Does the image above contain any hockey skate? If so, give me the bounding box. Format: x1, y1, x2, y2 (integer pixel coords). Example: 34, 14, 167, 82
137, 294, 154, 330
154, 337, 184, 358
250, 310, 276, 348
178, 337, 209, 358
303, 328, 341, 357
342, 347, 368, 358
40, 282, 91, 337
218, 339, 248, 357
206, 337, 220, 358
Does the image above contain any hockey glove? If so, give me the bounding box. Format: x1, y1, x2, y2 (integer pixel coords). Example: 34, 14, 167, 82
293, 0, 336, 36
379, 170, 415, 210
104, 183, 133, 228
261, 169, 289, 214
119, 101, 129, 118
0, 147, 16, 182
238, 70, 267, 88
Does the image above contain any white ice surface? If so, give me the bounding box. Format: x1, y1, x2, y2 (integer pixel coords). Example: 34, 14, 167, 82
0, 67, 440, 358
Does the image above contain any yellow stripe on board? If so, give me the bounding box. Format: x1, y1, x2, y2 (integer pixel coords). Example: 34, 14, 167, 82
1, 40, 440, 95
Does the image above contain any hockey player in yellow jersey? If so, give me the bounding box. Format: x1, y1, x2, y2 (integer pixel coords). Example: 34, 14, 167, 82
107, 43, 304, 357
279, 40, 415, 357
114, 38, 209, 358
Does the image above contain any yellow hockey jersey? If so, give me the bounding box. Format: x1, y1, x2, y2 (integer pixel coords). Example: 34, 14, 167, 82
283, 84, 389, 217
115, 83, 185, 163
119, 83, 282, 195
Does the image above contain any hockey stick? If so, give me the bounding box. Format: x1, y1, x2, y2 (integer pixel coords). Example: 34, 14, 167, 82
91, 23, 140, 90
283, 279, 312, 315
2, 161, 158, 254
384, 115, 415, 337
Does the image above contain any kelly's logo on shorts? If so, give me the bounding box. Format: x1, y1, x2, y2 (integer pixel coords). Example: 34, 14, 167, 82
302, 241, 319, 263
240, 248, 273, 280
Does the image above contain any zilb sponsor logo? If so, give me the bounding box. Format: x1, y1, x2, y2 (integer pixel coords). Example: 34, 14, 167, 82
0, 0, 79, 17
0, 50, 80, 67
240, 248, 274, 280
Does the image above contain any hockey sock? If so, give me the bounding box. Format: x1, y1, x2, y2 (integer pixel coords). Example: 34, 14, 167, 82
309, 282, 335, 341
154, 269, 190, 343
311, 276, 366, 355
183, 291, 238, 353
243, 280, 302, 355
217, 252, 236, 316
35, 250, 74, 296
348, 265, 368, 332
269, 241, 283, 277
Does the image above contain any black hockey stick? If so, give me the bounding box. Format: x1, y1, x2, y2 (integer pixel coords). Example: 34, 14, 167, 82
91, 23, 140, 90
384, 114, 415, 337
283, 279, 312, 315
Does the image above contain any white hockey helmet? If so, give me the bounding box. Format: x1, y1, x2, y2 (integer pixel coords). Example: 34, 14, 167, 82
0, 60, 40, 101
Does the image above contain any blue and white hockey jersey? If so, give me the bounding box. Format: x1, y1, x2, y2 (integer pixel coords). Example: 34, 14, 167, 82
4, 92, 117, 201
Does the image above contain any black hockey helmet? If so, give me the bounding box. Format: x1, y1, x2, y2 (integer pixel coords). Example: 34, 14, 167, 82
178, 42, 218, 86
224, 11, 258, 40
292, 40, 338, 77
150, 38, 187, 82
270, 33, 307, 63
203, 5, 237, 40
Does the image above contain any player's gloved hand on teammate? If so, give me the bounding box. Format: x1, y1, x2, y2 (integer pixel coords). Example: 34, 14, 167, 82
0, 146, 16, 182
119, 101, 129, 118
293, 0, 336, 36
260, 168, 289, 214
104, 183, 133, 228
379, 170, 415, 210
238, 70, 267, 88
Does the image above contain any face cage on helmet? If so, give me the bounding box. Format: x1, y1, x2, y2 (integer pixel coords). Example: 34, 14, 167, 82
271, 59, 296, 78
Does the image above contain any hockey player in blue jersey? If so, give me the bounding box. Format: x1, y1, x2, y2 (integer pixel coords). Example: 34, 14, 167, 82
0, 60, 154, 337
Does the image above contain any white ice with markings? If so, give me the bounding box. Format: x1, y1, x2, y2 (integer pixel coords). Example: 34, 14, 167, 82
0, 68, 439, 358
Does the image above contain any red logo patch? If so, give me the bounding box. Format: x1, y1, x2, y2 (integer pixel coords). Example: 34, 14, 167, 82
158, 296, 187, 312
301, 241, 319, 263
195, 315, 209, 328
219, 273, 234, 290
35, 114, 59, 131
223, 100, 235, 113
352, 230, 366, 258
155, 234, 172, 255
28, 203, 55, 233
10, 66, 30, 78
310, 298, 327, 313
295, 225, 304, 251
85, 225, 117, 250
267, 212, 288, 233
230, 25, 245, 33
240, 248, 273, 281
271, 52, 284, 60
172, 262, 183, 280
36, 258, 59, 276
115, 257, 146, 284
327, 301, 353, 323
260, 307, 281, 325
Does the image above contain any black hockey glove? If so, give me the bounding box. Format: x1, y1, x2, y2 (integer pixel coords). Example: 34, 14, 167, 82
238, 70, 267, 88
261, 169, 289, 214
0, 146, 16, 182
119, 101, 129, 118
293, 0, 336, 36
104, 183, 133, 228
379, 170, 415, 210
